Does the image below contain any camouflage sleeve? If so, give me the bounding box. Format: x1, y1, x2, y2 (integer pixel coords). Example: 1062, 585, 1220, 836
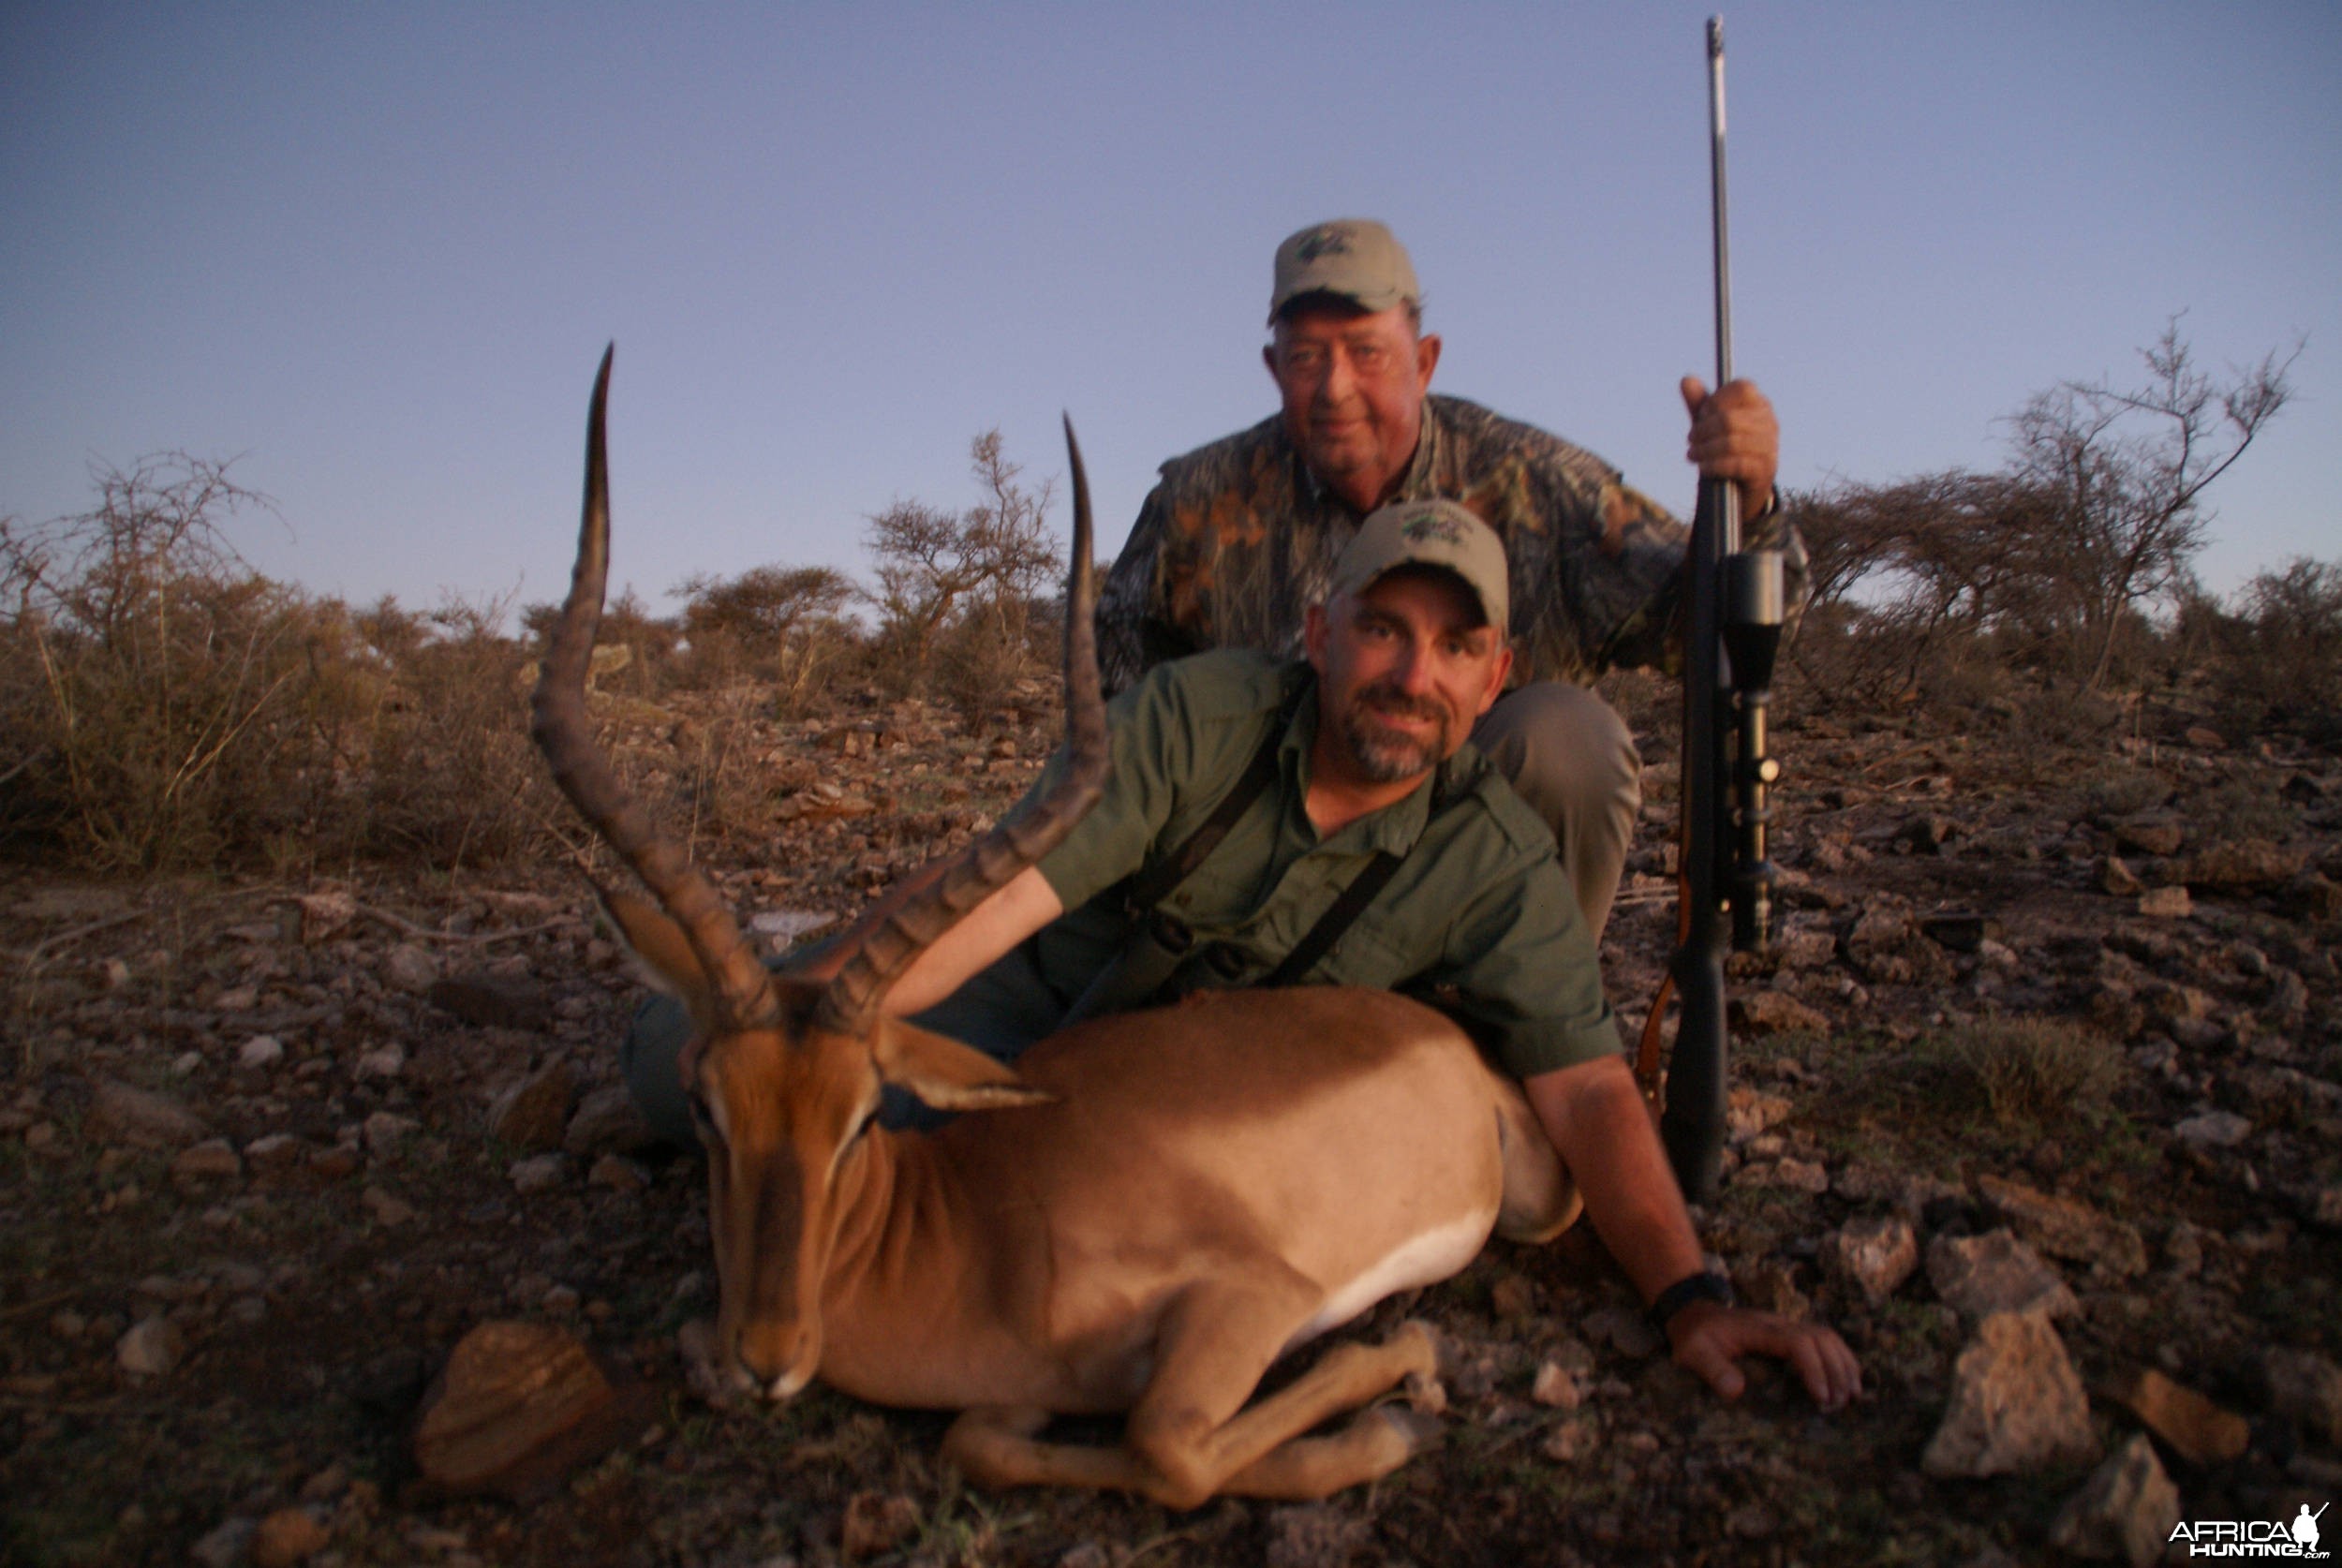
1093, 478, 1199, 698
1585, 486, 1810, 677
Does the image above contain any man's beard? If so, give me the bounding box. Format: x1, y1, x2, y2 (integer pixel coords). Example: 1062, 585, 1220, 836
1332, 681, 1451, 784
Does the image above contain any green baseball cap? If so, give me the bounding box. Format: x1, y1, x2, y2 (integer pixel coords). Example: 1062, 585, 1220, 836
1269, 218, 1420, 325
1331, 499, 1510, 632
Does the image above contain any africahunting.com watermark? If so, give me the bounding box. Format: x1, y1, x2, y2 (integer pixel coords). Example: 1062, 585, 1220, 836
2170, 1501, 2327, 1557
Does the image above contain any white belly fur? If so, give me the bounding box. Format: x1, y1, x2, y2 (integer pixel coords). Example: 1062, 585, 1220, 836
1282, 1206, 1498, 1357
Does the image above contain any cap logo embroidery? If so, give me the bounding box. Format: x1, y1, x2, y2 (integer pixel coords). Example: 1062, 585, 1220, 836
1295, 228, 1352, 262
1401, 513, 1464, 545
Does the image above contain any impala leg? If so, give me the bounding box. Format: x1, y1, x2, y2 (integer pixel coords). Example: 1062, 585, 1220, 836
1127, 1302, 1445, 1509
943, 1406, 1158, 1494
1215, 1402, 1445, 1500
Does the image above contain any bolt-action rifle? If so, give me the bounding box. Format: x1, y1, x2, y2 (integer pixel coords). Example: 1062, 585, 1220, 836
1637, 17, 1786, 1204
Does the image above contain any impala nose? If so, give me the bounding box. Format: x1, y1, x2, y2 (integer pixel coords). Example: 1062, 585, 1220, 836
735, 1319, 817, 1399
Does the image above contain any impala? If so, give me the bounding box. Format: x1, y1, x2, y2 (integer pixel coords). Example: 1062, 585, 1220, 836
531, 348, 1581, 1505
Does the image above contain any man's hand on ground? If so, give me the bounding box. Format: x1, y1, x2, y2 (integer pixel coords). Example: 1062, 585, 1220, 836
1666, 1299, 1862, 1411
1679, 376, 1778, 519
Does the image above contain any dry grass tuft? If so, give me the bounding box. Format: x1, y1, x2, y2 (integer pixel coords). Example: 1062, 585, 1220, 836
1933, 1017, 2124, 1124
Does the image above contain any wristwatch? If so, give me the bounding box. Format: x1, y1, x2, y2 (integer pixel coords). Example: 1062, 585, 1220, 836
1648, 1269, 1735, 1330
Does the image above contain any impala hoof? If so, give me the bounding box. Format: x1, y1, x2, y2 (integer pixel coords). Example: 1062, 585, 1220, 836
1373, 1402, 1447, 1458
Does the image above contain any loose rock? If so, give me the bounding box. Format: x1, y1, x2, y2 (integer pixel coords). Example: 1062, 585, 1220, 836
87, 1079, 211, 1148
1731, 991, 1831, 1037
383, 944, 437, 994
2046, 1432, 2181, 1567
1978, 1176, 2147, 1278
116, 1314, 185, 1377
510, 1153, 569, 1194
1926, 1229, 2080, 1321
565, 1084, 659, 1158
251, 1505, 331, 1568
429, 972, 553, 1030
295, 889, 358, 943
2174, 1110, 2253, 1149
840, 1491, 920, 1559
488, 1064, 575, 1152
2253, 1346, 2342, 1447
237, 1035, 285, 1070
2182, 839, 2306, 889
1921, 1311, 2097, 1477
354, 1043, 406, 1082
2106, 1368, 2249, 1467
172, 1138, 244, 1181
190, 1517, 258, 1568
2137, 886, 2193, 919
1821, 1215, 1919, 1305
412, 1321, 625, 1496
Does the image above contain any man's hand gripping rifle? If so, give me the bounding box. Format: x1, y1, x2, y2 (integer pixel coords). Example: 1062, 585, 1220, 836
1640, 16, 1787, 1204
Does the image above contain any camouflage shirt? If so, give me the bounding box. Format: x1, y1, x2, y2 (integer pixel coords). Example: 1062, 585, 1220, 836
1096, 394, 1805, 694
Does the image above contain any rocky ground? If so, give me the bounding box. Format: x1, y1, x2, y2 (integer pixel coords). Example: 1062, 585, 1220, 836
3, 673, 2338, 1567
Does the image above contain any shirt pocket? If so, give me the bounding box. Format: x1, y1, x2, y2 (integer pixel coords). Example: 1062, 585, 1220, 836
1312, 913, 1425, 992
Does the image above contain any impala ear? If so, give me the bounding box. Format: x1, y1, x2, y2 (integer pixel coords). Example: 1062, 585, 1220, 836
871, 1017, 1056, 1113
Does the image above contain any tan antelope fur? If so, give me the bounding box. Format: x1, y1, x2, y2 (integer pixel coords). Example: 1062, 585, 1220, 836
531, 348, 1582, 1505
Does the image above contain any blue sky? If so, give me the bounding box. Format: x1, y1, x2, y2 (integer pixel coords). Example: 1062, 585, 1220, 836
4, 3, 2335, 620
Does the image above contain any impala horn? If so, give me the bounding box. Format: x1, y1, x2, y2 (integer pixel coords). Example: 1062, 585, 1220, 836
531, 346, 780, 1031
814, 414, 1108, 1036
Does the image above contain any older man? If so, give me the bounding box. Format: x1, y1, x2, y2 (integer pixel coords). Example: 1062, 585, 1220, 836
1097, 218, 1803, 936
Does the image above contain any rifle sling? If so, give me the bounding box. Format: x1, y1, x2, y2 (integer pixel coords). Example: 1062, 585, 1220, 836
1260, 849, 1402, 988
1113, 691, 1414, 1004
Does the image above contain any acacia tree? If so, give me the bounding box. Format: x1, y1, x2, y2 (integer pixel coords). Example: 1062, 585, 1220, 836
2008, 318, 2299, 689
866, 430, 1060, 679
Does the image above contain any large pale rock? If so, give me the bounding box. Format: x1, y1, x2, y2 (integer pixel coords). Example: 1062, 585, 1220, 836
413, 1322, 631, 1496
487, 1065, 574, 1152
2106, 1368, 2249, 1467
1921, 1311, 2097, 1477
2046, 1432, 2181, 1567
1927, 1229, 2080, 1321
1821, 1215, 1919, 1305
86, 1079, 211, 1148
1978, 1176, 2147, 1278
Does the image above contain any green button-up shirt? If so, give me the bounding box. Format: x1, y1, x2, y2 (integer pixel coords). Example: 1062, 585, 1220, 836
1015, 648, 1623, 1080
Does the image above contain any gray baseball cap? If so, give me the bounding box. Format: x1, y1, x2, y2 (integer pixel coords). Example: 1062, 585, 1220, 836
1269, 218, 1420, 325
1331, 498, 1510, 632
